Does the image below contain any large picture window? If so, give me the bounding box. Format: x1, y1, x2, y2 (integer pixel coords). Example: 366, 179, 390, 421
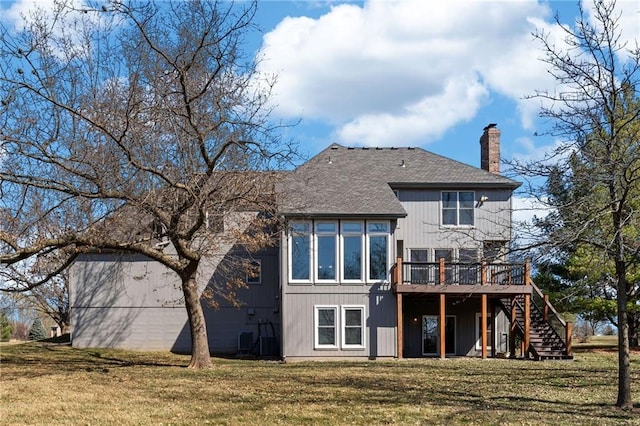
315, 306, 338, 349
367, 222, 389, 281
442, 191, 475, 226
289, 220, 390, 283
342, 222, 364, 281
290, 222, 311, 281
316, 222, 338, 281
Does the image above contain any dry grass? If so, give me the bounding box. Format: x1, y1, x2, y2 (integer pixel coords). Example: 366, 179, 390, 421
1, 341, 639, 425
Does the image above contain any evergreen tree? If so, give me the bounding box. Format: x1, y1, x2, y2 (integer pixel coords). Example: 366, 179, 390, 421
28, 318, 47, 341
0, 311, 12, 342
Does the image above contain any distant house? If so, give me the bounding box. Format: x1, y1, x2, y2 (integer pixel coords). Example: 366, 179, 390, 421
69, 125, 572, 360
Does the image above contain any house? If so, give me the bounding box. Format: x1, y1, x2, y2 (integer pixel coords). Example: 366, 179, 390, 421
69, 124, 572, 360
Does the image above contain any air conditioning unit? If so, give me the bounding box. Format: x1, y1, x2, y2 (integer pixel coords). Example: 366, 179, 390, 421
238, 332, 253, 353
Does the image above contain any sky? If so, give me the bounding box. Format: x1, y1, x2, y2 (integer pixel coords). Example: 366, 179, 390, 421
1, 0, 639, 218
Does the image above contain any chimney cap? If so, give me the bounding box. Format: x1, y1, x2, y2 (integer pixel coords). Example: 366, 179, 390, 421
483, 123, 498, 131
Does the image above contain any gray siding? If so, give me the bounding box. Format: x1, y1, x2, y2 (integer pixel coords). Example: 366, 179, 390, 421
395, 188, 513, 255
70, 249, 281, 354
282, 291, 396, 359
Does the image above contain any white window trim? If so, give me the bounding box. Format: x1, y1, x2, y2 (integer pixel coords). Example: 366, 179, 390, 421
441, 191, 475, 227
246, 259, 261, 284
314, 305, 339, 349
315, 221, 339, 284
289, 221, 312, 283
340, 221, 365, 283
341, 305, 365, 350
365, 220, 391, 283
475, 312, 493, 351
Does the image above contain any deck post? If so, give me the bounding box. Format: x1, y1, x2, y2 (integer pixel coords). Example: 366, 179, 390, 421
524, 294, 531, 358
566, 321, 573, 356
481, 261, 487, 285
396, 256, 403, 285
491, 302, 496, 358
439, 257, 445, 285
509, 297, 517, 358
481, 294, 488, 359
396, 293, 403, 359
543, 294, 549, 321
524, 260, 531, 358
439, 294, 446, 359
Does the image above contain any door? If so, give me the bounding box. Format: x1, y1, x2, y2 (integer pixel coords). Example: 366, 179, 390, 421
422, 315, 438, 355
422, 315, 456, 356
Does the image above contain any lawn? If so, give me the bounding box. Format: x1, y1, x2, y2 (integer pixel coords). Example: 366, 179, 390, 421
1, 341, 638, 425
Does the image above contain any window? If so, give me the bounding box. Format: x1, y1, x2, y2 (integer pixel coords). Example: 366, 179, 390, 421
315, 306, 338, 349
410, 249, 430, 284
288, 220, 390, 283
290, 222, 311, 281
341, 222, 364, 281
434, 249, 452, 284
483, 241, 506, 262
458, 249, 478, 284
367, 222, 389, 281
342, 306, 365, 348
475, 312, 493, 351
442, 191, 475, 226
246, 260, 261, 284
316, 222, 338, 281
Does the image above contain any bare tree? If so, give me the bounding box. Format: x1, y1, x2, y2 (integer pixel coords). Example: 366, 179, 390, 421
0, 0, 295, 368
510, 0, 639, 409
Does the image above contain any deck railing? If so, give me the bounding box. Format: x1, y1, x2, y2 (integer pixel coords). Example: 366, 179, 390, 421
392, 260, 527, 286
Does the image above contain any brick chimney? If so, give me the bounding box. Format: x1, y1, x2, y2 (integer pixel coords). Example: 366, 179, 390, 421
480, 123, 500, 174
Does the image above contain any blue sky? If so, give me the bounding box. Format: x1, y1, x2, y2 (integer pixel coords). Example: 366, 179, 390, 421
248, 0, 638, 170
2, 0, 638, 191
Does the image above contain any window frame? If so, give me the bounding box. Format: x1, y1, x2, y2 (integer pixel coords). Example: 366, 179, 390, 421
441, 191, 475, 227
341, 305, 365, 349
315, 221, 339, 283
314, 305, 339, 349
246, 259, 262, 284
289, 221, 313, 283
340, 221, 365, 283
366, 221, 390, 283
475, 312, 493, 351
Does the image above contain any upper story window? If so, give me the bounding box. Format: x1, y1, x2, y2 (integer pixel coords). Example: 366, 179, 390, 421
290, 221, 312, 281
246, 260, 262, 284
341, 222, 364, 281
367, 222, 389, 281
442, 191, 475, 226
316, 221, 338, 282
288, 220, 390, 284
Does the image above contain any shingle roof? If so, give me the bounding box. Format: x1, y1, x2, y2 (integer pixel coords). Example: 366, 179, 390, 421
278, 143, 520, 217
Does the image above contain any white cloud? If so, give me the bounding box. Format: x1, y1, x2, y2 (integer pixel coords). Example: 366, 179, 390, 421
583, 0, 640, 61
258, 0, 557, 146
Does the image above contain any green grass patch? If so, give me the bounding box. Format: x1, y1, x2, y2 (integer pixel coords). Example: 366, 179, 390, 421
1, 341, 638, 425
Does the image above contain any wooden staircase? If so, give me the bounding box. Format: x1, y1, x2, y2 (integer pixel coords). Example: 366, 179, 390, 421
499, 294, 573, 361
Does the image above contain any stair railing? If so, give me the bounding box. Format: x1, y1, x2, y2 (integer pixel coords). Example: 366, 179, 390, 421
530, 283, 573, 355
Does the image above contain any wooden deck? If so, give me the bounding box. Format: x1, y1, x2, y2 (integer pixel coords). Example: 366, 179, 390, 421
391, 258, 572, 360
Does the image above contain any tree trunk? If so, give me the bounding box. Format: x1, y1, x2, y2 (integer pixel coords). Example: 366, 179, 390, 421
181, 269, 213, 369
615, 262, 632, 409
629, 314, 639, 348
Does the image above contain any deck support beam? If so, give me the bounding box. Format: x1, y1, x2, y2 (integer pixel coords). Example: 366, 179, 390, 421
509, 296, 517, 358
396, 293, 403, 359
481, 294, 488, 359
439, 294, 446, 359
524, 260, 531, 358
